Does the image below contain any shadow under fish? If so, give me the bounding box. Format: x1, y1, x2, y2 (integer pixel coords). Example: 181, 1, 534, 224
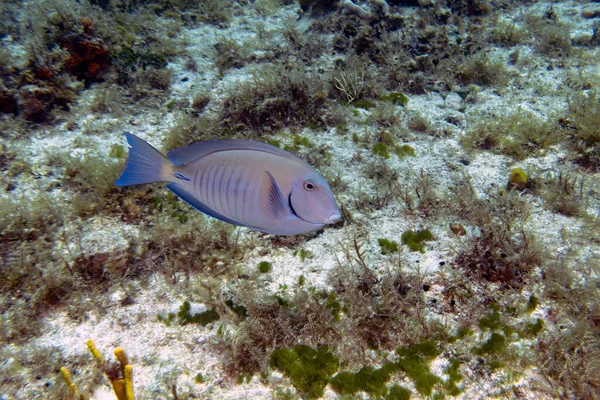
115, 133, 341, 235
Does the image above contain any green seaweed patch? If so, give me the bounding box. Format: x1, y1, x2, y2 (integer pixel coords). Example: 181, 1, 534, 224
394, 144, 415, 158
293, 135, 313, 148
236, 374, 253, 384
378, 238, 399, 255
157, 311, 176, 327
373, 142, 391, 158
325, 292, 345, 321
504, 305, 518, 317
526, 295, 539, 313
283, 136, 313, 152
114, 47, 168, 70
270, 345, 339, 399
521, 318, 544, 338
381, 92, 409, 107
444, 359, 463, 396
178, 301, 220, 326
330, 363, 400, 397
149, 195, 163, 210
273, 287, 291, 307
401, 229, 434, 253
173, 211, 189, 224
474, 332, 507, 356
267, 139, 282, 148
479, 308, 503, 331
448, 326, 474, 343
194, 373, 205, 383
293, 249, 313, 262
387, 384, 412, 400
396, 341, 441, 396
165, 100, 176, 110
353, 99, 376, 109
258, 261, 272, 273
226, 299, 248, 320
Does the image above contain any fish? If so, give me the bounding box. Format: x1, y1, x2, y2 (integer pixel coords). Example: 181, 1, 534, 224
115, 133, 341, 235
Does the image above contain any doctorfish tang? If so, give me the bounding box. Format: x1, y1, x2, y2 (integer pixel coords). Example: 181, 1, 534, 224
115, 133, 341, 235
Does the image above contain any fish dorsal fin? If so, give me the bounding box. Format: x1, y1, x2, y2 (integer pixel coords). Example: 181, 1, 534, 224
167, 140, 303, 166
263, 171, 293, 221
166, 183, 243, 227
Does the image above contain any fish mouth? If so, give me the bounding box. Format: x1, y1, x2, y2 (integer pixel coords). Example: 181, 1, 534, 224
324, 211, 341, 224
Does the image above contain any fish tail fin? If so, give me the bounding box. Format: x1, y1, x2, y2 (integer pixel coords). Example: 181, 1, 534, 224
115, 132, 172, 186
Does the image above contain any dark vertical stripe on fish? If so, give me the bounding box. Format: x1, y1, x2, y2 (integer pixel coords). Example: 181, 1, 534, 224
233, 167, 245, 220
221, 164, 234, 216
199, 162, 208, 202
213, 164, 225, 211
194, 169, 202, 198
244, 172, 255, 222
207, 163, 219, 208
224, 164, 236, 218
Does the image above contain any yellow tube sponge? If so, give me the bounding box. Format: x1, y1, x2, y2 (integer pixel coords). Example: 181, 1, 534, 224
59, 366, 88, 400
114, 347, 129, 368
124, 364, 134, 400
86, 340, 104, 365
111, 379, 127, 400
60, 366, 73, 386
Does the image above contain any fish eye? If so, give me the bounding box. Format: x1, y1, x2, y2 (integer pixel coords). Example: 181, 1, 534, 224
303, 180, 315, 191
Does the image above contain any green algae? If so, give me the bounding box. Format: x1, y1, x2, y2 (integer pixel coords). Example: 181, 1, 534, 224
394, 144, 415, 158
330, 363, 399, 397
396, 340, 441, 396
444, 359, 463, 396
293, 249, 313, 262
522, 318, 544, 337
475, 333, 507, 356
270, 345, 339, 399
157, 301, 220, 326
386, 385, 412, 400
225, 300, 248, 320
377, 238, 399, 255
194, 373, 205, 383
258, 261, 272, 273
381, 92, 409, 107
401, 229, 433, 253
325, 292, 343, 321
479, 308, 503, 331
178, 301, 219, 325
353, 99, 376, 109
373, 142, 391, 158
448, 326, 474, 343
526, 295, 539, 314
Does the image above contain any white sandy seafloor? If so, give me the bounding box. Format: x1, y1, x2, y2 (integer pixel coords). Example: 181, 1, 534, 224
2, 0, 600, 399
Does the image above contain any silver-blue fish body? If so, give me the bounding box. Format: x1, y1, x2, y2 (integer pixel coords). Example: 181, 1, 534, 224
115, 133, 341, 236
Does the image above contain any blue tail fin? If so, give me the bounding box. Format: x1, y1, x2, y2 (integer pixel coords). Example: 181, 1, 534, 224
115, 132, 170, 186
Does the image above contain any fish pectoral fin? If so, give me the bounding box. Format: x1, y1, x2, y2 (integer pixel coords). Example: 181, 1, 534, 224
166, 183, 243, 227
263, 171, 293, 221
